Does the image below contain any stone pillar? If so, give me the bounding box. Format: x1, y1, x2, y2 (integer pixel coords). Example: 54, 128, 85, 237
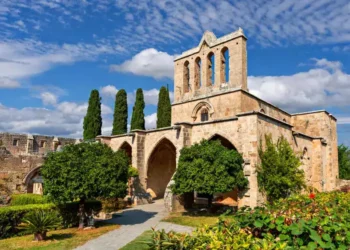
52, 137, 59, 151
26, 134, 34, 154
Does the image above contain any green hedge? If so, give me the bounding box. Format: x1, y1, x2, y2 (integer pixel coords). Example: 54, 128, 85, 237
0, 200, 102, 239
10, 194, 50, 206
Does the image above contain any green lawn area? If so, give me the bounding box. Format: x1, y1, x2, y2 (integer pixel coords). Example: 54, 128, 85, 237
0, 222, 119, 250
120, 230, 153, 250
162, 212, 222, 227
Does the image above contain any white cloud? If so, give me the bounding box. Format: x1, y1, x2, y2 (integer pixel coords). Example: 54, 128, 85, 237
338, 117, 350, 125
248, 58, 350, 112
100, 85, 118, 98
110, 48, 175, 79
145, 113, 157, 130
40, 92, 58, 106
0, 77, 20, 88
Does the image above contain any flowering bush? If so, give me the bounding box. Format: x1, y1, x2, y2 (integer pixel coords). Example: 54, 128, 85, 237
148, 192, 350, 249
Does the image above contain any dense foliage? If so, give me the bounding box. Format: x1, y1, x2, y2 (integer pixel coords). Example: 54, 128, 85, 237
10, 194, 49, 206
23, 210, 62, 241
338, 144, 350, 180
257, 134, 305, 202
130, 88, 145, 130
148, 192, 350, 249
41, 142, 128, 228
0, 200, 102, 239
112, 89, 128, 135
157, 86, 171, 128
172, 140, 248, 207
83, 89, 102, 140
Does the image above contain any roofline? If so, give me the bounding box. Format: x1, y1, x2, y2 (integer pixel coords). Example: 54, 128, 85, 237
291, 110, 337, 121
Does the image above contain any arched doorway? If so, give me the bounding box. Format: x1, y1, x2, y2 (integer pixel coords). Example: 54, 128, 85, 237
119, 142, 132, 164
209, 134, 236, 150
147, 138, 176, 199
23, 166, 43, 195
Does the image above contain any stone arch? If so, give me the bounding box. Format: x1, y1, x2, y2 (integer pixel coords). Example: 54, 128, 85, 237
194, 57, 202, 89
23, 166, 43, 194
118, 141, 132, 164
220, 47, 229, 83
183, 60, 190, 93
191, 101, 214, 121
208, 133, 237, 150
260, 108, 266, 114
146, 137, 176, 199
207, 52, 215, 86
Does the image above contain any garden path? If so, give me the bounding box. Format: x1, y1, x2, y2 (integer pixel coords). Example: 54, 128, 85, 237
75, 199, 193, 250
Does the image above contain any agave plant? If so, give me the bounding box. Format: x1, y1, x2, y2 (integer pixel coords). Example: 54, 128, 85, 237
22, 210, 62, 241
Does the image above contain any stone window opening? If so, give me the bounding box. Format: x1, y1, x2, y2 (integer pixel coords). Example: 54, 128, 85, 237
183, 61, 190, 93
207, 52, 215, 86
13, 139, 19, 146
220, 47, 229, 83
201, 108, 209, 122
260, 108, 265, 114
195, 57, 202, 89
302, 147, 309, 160
40, 140, 47, 148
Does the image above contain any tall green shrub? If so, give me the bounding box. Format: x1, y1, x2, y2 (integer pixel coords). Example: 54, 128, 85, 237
130, 88, 145, 130
11, 194, 49, 206
41, 142, 128, 229
83, 89, 102, 140
338, 144, 350, 180
257, 134, 305, 202
157, 86, 171, 128
112, 89, 128, 135
172, 140, 248, 207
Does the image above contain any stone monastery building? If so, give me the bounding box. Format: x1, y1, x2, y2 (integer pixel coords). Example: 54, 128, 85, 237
98, 28, 338, 210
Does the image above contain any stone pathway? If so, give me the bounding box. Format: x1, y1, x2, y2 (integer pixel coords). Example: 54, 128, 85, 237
76, 199, 193, 250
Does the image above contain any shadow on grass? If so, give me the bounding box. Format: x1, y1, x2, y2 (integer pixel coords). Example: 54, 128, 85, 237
47, 233, 74, 240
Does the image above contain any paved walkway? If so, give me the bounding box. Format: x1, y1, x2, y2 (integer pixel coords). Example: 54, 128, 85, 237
76, 199, 193, 250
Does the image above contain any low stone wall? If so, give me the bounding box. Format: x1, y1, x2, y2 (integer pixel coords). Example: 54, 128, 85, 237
337, 179, 350, 189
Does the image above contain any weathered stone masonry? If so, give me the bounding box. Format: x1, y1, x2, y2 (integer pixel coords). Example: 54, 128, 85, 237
98, 29, 339, 210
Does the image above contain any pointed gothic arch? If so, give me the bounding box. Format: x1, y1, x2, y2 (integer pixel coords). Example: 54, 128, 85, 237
194, 57, 202, 89
146, 137, 176, 199
191, 101, 214, 121
118, 141, 132, 163
207, 52, 215, 86
208, 134, 237, 150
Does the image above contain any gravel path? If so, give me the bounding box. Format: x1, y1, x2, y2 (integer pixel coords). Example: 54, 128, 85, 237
75, 199, 193, 250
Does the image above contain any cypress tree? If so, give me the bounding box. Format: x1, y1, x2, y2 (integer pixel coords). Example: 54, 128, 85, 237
157, 86, 171, 128
83, 89, 102, 140
112, 89, 128, 135
130, 88, 145, 130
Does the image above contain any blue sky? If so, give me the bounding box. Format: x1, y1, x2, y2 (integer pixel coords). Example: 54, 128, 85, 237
0, 0, 349, 146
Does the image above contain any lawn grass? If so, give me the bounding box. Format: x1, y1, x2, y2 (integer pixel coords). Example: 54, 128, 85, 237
120, 230, 153, 250
0, 222, 119, 250
162, 212, 221, 227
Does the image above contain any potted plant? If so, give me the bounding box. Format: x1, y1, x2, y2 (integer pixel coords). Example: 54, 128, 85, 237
23, 210, 62, 241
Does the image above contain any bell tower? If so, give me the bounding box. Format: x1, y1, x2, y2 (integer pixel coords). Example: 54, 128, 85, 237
173, 28, 247, 103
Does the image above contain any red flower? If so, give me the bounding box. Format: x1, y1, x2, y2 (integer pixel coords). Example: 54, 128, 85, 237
309, 193, 315, 199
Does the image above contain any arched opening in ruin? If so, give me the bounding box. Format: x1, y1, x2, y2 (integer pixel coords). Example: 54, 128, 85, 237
146, 138, 176, 199
209, 134, 237, 151
207, 52, 215, 86
119, 141, 132, 164
195, 57, 202, 89
221, 47, 229, 83
183, 61, 190, 93
23, 166, 43, 195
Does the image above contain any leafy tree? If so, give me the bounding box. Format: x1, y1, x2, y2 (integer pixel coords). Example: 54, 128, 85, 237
112, 89, 128, 135
172, 140, 248, 207
83, 90, 102, 140
257, 134, 305, 202
130, 88, 145, 130
338, 144, 350, 180
41, 142, 129, 229
157, 86, 171, 128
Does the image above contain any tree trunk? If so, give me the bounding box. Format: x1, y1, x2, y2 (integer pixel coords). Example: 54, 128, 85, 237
208, 195, 213, 208
34, 231, 47, 241
78, 198, 86, 229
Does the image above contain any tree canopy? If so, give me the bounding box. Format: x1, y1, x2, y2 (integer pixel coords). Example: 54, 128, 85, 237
83, 90, 102, 140
130, 88, 145, 130
172, 139, 248, 207
112, 89, 128, 135
157, 86, 171, 128
339, 144, 350, 180
257, 134, 305, 202
41, 142, 129, 228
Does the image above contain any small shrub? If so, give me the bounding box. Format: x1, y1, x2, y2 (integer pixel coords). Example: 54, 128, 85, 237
0, 203, 54, 239
11, 194, 50, 206
23, 210, 62, 241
